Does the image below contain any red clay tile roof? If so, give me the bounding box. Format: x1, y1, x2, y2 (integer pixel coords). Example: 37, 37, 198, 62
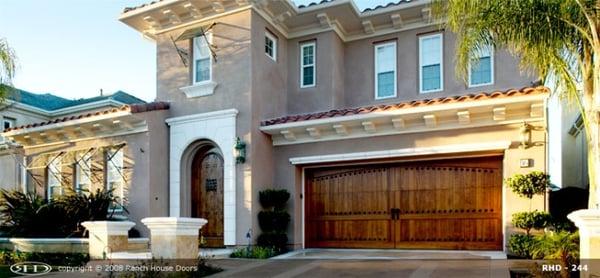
261, 86, 549, 126
3, 102, 170, 133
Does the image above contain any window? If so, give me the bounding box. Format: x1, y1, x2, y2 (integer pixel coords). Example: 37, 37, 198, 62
469, 46, 494, 87
106, 148, 124, 206
375, 41, 397, 99
265, 32, 277, 61
419, 33, 443, 93
47, 156, 62, 200
300, 42, 316, 88
2, 117, 15, 130
75, 152, 92, 193
193, 34, 212, 84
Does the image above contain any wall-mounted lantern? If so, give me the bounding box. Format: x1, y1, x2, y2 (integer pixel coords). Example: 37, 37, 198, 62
234, 137, 246, 164
519, 122, 532, 149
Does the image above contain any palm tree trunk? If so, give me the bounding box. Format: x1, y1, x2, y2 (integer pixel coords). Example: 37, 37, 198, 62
587, 49, 600, 209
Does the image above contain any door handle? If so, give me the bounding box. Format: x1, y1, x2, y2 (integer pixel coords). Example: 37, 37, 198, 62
390, 208, 400, 220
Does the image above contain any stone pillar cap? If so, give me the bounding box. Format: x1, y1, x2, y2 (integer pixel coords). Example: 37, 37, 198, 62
81, 221, 135, 234
141, 217, 207, 235
568, 209, 600, 228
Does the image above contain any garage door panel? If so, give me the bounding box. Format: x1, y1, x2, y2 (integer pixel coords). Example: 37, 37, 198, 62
305, 156, 503, 250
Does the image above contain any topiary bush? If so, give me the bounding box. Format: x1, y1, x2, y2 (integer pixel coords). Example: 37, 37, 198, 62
506, 171, 549, 199
512, 211, 553, 235
258, 211, 290, 232
259, 189, 290, 210
508, 234, 537, 259
257, 232, 288, 251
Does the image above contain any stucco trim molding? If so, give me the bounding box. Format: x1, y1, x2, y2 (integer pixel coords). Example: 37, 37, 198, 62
166, 109, 238, 246
289, 141, 512, 165
179, 81, 218, 98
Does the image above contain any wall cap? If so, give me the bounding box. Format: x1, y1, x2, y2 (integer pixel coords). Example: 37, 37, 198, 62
141, 217, 207, 236
81, 221, 136, 235
568, 209, 600, 229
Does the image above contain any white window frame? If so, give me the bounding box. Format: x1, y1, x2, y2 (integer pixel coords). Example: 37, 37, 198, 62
105, 148, 125, 208
468, 46, 495, 87
75, 152, 92, 193
265, 31, 277, 61
2, 117, 15, 130
46, 156, 62, 201
300, 42, 316, 88
192, 33, 212, 85
419, 33, 444, 94
374, 41, 398, 99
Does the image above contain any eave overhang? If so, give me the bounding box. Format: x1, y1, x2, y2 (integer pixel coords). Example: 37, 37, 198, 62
260, 89, 549, 146
119, 0, 434, 42
2, 110, 148, 149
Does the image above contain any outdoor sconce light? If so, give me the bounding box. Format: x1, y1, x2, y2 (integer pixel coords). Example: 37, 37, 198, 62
234, 137, 246, 164
519, 122, 532, 149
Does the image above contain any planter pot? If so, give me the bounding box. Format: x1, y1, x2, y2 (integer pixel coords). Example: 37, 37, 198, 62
141, 217, 207, 259
81, 221, 135, 259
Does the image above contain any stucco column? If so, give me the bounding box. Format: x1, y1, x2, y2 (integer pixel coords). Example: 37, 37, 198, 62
141, 217, 207, 259
81, 221, 135, 259
568, 209, 600, 278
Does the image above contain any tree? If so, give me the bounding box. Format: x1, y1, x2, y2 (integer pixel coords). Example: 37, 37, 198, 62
435, 0, 600, 209
0, 37, 17, 102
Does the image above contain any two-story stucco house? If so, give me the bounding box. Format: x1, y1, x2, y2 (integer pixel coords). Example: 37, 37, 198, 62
1, 0, 550, 252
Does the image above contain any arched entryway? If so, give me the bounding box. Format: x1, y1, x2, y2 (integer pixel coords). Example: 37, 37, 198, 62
191, 146, 224, 247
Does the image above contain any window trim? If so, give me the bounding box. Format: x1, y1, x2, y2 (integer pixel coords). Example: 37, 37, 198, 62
192, 33, 213, 85
419, 33, 444, 94
75, 152, 92, 193
468, 46, 495, 87
300, 41, 316, 88
2, 117, 15, 130
265, 31, 277, 61
105, 149, 125, 208
374, 41, 397, 100
46, 157, 62, 201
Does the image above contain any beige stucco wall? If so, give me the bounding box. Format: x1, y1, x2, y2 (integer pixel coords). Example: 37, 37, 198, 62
20, 109, 169, 237
0, 149, 22, 191
155, 9, 256, 243
272, 121, 547, 250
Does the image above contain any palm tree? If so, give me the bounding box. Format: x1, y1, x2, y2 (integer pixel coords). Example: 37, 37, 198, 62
0, 37, 17, 102
435, 0, 600, 209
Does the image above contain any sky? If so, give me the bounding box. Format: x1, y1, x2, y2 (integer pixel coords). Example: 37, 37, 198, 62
0, 0, 392, 102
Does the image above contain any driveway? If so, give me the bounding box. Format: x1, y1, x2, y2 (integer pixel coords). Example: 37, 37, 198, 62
210, 258, 511, 278
210, 249, 511, 278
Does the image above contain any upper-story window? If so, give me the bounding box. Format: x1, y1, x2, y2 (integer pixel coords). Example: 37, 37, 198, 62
75, 151, 92, 193
3, 117, 15, 130
300, 42, 316, 88
47, 156, 62, 200
106, 148, 124, 206
265, 31, 277, 61
375, 41, 397, 99
419, 33, 443, 93
193, 34, 212, 84
469, 46, 494, 87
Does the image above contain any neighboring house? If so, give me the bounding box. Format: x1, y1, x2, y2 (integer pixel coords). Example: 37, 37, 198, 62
547, 95, 588, 189
0, 86, 149, 190
1, 0, 550, 252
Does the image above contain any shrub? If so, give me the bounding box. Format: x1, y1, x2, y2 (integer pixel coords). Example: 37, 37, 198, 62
512, 211, 553, 235
0, 188, 125, 238
506, 171, 549, 199
0, 249, 89, 266
508, 234, 537, 259
531, 231, 579, 278
258, 211, 290, 232
259, 189, 290, 210
229, 246, 278, 259
257, 232, 288, 252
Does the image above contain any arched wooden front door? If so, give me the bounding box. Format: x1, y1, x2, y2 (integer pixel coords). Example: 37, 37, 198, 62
191, 150, 224, 247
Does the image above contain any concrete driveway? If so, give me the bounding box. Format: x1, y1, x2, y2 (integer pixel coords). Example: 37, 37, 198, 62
210, 249, 512, 277
210, 258, 511, 278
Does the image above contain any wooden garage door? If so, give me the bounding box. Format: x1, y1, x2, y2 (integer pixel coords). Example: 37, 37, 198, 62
305, 156, 503, 250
